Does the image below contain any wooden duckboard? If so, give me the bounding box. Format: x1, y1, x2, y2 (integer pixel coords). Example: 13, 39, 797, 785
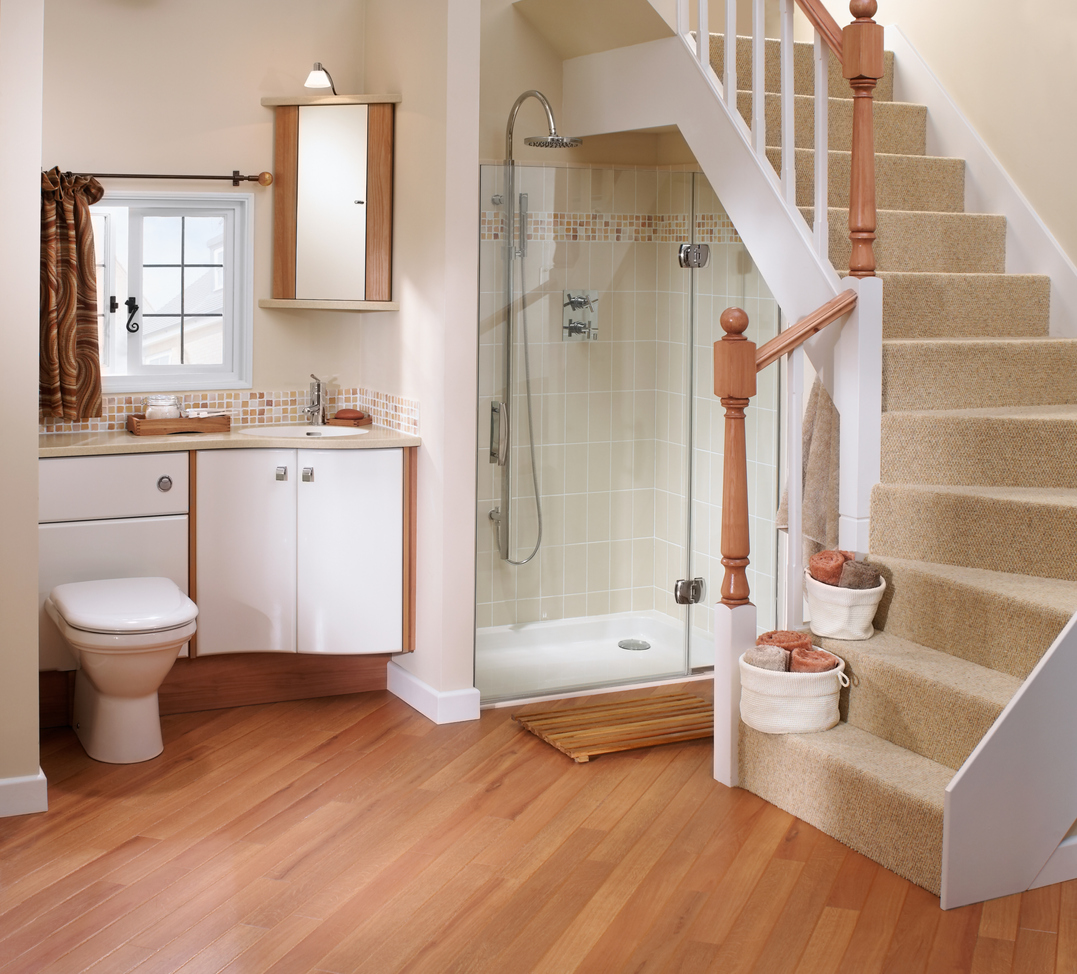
513, 692, 713, 763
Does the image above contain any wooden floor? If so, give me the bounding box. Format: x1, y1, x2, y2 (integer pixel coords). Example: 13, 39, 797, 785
1, 684, 1073, 974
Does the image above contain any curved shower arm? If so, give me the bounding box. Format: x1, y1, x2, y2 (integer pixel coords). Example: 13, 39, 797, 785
504, 89, 559, 163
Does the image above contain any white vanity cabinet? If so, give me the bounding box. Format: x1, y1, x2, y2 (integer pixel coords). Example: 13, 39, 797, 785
195, 448, 404, 656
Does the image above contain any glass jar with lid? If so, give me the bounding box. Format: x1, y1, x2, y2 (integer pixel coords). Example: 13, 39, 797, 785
142, 395, 182, 420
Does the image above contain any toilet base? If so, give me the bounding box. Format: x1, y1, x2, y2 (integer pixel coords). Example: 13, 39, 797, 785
72, 671, 164, 764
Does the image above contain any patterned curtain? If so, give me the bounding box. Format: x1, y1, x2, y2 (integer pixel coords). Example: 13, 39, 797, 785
40, 167, 105, 420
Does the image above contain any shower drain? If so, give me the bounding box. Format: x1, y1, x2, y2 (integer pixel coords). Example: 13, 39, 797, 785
618, 638, 651, 651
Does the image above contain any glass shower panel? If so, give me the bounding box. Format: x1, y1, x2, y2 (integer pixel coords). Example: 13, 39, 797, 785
474, 163, 694, 703
687, 173, 781, 659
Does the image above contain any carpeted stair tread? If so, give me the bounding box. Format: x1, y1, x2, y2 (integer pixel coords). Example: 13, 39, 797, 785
818, 630, 1018, 771
870, 483, 1077, 581
868, 556, 1077, 679
743, 92, 926, 155
739, 720, 948, 893
803, 208, 1008, 273
709, 35, 895, 101
875, 272, 1050, 339
770, 148, 963, 211
882, 337, 1077, 411
882, 404, 1077, 488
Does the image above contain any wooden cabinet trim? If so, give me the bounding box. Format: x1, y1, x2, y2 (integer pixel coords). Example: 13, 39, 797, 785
272, 106, 299, 300
401, 446, 417, 653
365, 103, 394, 303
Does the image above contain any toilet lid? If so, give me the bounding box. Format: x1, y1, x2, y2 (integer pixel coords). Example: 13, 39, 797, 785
49, 577, 198, 634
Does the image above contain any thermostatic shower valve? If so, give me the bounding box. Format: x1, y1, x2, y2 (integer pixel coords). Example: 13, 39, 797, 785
562, 290, 599, 341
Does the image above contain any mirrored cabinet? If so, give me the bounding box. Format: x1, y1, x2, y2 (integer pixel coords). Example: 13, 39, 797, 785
259, 93, 399, 312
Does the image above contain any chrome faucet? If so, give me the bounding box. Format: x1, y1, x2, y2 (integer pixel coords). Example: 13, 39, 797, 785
304, 374, 328, 425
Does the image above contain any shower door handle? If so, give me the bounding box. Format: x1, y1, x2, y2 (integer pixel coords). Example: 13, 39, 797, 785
489, 401, 509, 466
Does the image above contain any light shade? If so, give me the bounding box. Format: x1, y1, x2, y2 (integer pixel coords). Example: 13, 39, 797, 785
304, 62, 336, 94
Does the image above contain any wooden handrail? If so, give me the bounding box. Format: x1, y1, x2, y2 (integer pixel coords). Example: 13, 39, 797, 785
793, 0, 844, 64
755, 290, 857, 372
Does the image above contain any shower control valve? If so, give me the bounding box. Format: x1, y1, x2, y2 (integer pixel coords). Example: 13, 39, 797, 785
562, 290, 599, 342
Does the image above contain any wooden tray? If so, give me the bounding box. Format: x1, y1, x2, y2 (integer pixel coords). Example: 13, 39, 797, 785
328, 415, 373, 428
513, 692, 713, 763
126, 413, 231, 436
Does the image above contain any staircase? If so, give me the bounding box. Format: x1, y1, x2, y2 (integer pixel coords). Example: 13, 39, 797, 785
716, 35, 1077, 897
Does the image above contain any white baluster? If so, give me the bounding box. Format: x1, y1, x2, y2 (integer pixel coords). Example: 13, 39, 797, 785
813, 31, 829, 259
780, 0, 795, 206
677, 0, 689, 38
724, 0, 736, 113
752, 0, 766, 158
785, 342, 805, 629
698, 0, 709, 68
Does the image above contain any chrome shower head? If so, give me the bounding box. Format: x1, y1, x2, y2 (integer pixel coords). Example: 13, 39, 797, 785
523, 134, 582, 149
505, 90, 582, 163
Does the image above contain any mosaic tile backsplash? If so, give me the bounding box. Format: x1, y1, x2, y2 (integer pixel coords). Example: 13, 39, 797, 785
40, 387, 420, 436
480, 210, 742, 245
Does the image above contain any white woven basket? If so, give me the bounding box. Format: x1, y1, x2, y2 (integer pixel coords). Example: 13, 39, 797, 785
738, 652, 849, 735
804, 570, 886, 640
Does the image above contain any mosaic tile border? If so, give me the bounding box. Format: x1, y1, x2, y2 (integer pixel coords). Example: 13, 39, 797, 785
40, 387, 420, 437
480, 211, 742, 245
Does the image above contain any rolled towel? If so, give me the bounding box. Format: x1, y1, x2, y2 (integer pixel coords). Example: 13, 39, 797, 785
789, 647, 840, 672
744, 644, 790, 671
839, 560, 882, 590
808, 549, 853, 585
757, 629, 813, 653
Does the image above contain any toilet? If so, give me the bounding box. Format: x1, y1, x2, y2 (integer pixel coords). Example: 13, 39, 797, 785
45, 577, 198, 764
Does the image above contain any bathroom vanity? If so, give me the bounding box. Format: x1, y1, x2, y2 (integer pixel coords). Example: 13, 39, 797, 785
37, 427, 418, 726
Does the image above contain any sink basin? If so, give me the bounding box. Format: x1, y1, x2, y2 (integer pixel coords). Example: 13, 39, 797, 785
236, 425, 368, 439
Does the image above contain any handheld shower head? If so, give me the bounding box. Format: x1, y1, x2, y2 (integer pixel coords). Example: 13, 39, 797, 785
505, 90, 581, 162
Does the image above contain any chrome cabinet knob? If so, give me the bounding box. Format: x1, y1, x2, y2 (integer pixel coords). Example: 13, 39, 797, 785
156, 475, 173, 492
276, 466, 288, 481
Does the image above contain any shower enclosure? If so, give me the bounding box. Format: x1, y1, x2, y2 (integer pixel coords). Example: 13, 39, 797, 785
475, 163, 781, 703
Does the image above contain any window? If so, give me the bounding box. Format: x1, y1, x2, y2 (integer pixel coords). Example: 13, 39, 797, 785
90, 193, 253, 392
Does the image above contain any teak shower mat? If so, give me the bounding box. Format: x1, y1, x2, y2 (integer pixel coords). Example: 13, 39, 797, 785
513, 691, 713, 763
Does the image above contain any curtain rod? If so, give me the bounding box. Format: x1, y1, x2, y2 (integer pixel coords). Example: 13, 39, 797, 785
63, 169, 273, 187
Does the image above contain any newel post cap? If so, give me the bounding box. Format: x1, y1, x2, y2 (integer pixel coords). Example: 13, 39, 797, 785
714, 307, 756, 400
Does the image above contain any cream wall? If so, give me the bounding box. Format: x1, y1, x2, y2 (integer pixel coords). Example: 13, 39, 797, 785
41, 0, 368, 391
0, 0, 46, 797
361, 0, 481, 694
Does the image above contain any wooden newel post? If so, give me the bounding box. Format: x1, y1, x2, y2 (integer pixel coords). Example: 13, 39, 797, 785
714, 308, 756, 607
843, 0, 884, 277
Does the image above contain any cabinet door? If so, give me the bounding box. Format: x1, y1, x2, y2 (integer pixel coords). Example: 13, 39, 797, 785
297, 449, 403, 654
195, 449, 297, 654
295, 104, 368, 300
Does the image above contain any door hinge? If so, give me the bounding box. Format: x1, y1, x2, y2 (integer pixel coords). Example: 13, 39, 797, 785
678, 243, 710, 269
674, 577, 707, 605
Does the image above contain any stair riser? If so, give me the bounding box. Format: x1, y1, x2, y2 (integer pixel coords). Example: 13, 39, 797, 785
771, 148, 963, 211
882, 341, 1077, 411
870, 486, 1077, 581
819, 638, 1007, 771
809, 209, 1007, 274
869, 557, 1069, 680
740, 724, 942, 894
710, 36, 895, 101
878, 273, 1050, 340
882, 415, 1077, 488
738, 92, 926, 155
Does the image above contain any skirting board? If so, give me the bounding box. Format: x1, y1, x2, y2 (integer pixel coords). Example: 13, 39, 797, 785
0, 769, 48, 818
387, 660, 480, 724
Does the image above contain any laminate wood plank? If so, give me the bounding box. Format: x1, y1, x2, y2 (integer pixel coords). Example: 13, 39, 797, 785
79, 942, 155, 974
271, 105, 298, 299
969, 936, 1016, 974
926, 901, 983, 974
1012, 928, 1056, 974
836, 869, 910, 974
170, 921, 268, 974
749, 832, 848, 974
215, 914, 321, 974
1056, 882, 1077, 974
775, 816, 824, 863
826, 852, 879, 911
880, 882, 943, 974
680, 787, 767, 893
1019, 883, 1061, 933
792, 906, 861, 974
364, 102, 394, 302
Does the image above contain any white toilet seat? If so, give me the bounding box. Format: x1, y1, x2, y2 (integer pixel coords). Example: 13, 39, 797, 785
48, 576, 198, 634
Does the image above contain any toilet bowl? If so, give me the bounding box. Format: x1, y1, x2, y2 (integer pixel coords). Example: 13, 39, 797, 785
45, 577, 198, 764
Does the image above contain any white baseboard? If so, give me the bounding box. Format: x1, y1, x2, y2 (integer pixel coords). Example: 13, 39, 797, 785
387, 661, 481, 724
887, 25, 1077, 338
0, 769, 48, 818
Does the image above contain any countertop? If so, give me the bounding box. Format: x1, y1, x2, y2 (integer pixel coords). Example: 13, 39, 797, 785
39, 425, 421, 458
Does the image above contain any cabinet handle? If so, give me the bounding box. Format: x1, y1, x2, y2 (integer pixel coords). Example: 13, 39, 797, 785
276, 466, 288, 481
156, 475, 173, 492
302, 467, 314, 483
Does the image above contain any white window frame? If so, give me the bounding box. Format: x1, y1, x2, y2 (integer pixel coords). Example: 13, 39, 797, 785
92, 192, 254, 393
